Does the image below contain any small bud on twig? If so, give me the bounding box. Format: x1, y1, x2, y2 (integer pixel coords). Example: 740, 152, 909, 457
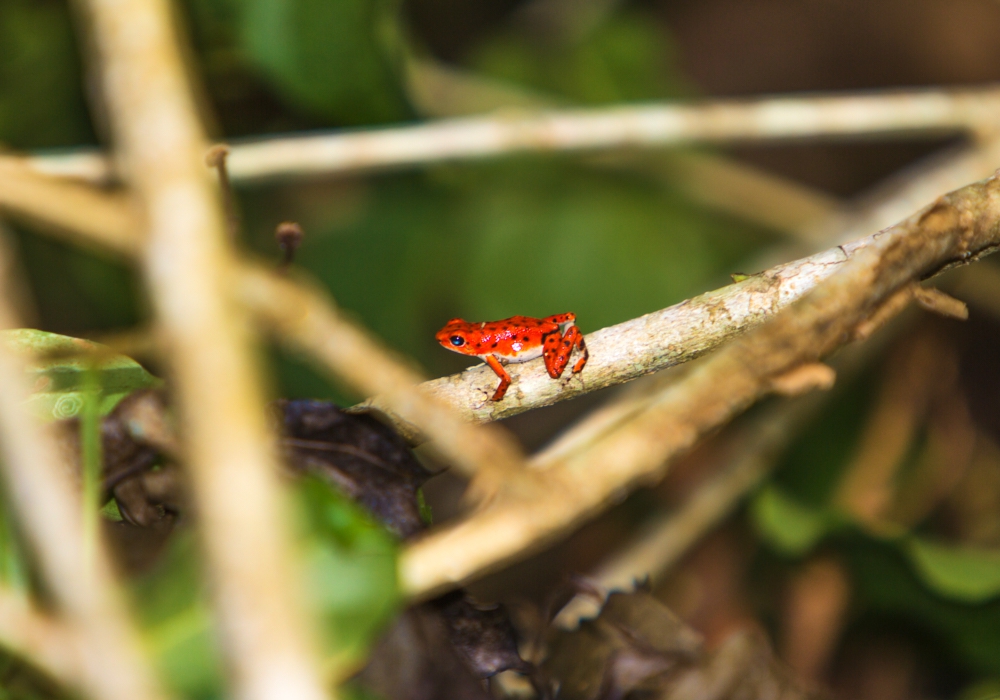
276, 221, 304, 269
204, 144, 230, 170
205, 144, 238, 240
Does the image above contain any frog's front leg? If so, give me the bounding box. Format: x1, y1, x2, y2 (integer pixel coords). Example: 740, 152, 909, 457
484, 355, 512, 401
542, 325, 589, 378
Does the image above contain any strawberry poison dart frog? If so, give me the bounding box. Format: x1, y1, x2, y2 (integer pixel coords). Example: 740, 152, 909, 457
436, 314, 589, 401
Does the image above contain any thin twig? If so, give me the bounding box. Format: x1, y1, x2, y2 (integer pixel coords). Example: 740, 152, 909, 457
408, 57, 845, 236
76, 2, 328, 700
0, 157, 138, 257
400, 171, 1000, 598
24, 85, 1000, 184
0, 224, 170, 700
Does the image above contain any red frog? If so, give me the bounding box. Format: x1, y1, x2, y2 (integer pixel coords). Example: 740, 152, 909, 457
436, 313, 589, 401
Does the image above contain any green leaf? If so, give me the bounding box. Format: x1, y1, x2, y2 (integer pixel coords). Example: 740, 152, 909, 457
238, 0, 411, 124
80, 370, 103, 567
751, 485, 833, 555
1, 329, 161, 420
905, 537, 1000, 603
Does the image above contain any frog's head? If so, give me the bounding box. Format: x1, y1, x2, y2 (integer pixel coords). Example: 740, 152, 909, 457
436, 317, 479, 356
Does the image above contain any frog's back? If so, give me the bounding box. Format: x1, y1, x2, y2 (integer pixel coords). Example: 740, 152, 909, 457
479, 316, 552, 362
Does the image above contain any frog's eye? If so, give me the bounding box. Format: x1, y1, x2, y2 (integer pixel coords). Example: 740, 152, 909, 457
449, 335, 465, 347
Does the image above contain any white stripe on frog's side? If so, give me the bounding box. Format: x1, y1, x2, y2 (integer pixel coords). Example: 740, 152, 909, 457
481, 344, 545, 364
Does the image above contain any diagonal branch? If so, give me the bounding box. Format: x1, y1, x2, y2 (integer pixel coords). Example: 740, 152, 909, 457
805, 138, 1000, 246
0, 157, 139, 257
399, 171, 1000, 598
405, 228, 932, 423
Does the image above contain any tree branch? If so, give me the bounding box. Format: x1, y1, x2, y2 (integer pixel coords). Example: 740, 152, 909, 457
0, 158, 138, 257
24, 85, 1000, 184
403, 228, 916, 423
399, 172, 1000, 599
804, 138, 1000, 246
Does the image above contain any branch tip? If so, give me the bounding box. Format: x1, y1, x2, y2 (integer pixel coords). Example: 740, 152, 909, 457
769, 363, 836, 397
204, 143, 230, 169
913, 286, 969, 320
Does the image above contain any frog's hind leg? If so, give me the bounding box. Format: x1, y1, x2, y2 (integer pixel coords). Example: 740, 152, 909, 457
543, 312, 576, 326
484, 355, 512, 401
543, 325, 588, 378
543, 332, 567, 378
567, 326, 589, 373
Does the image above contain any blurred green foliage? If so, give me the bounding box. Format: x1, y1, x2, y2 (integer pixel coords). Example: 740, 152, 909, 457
751, 485, 837, 555
0, 332, 399, 700
136, 478, 399, 699
849, 537, 1000, 677
238, 0, 412, 123
752, 359, 1000, 680
0, 0, 93, 150
472, 13, 688, 104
